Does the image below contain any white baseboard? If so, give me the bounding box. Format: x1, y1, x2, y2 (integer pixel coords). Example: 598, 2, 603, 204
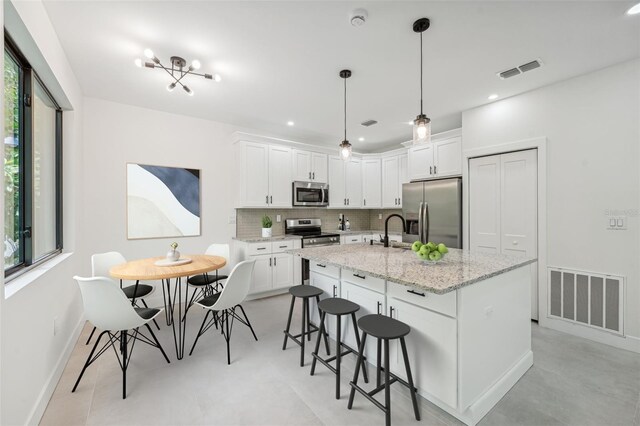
539, 316, 640, 353
26, 315, 86, 426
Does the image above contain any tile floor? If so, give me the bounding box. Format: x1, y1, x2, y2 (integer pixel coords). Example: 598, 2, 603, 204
41, 294, 640, 426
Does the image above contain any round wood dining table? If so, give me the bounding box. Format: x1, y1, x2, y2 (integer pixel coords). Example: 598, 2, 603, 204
110, 255, 226, 360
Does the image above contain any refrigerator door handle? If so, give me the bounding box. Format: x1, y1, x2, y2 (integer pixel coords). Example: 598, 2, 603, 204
423, 202, 430, 243
418, 202, 424, 242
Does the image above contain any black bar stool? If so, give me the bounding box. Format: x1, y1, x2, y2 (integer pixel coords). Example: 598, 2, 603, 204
348, 314, 420, 426
282, 285, 330, 366
310, 297, 369, 399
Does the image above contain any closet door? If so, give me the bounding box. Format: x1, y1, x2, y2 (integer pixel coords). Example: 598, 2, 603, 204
469, 155, 501, 254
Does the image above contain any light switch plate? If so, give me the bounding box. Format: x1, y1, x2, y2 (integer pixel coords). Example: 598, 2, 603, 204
276, 215, 281, 222
378, 214, 382, 220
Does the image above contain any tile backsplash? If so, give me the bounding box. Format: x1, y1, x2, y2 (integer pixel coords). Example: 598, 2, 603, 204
236, 208, 403, 238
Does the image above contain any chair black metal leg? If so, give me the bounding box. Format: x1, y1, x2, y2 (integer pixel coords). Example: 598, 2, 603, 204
384, 339, 390, 426
336, 314, 342, 399
145, 324, 170, 363
122, 330, 128, 400
316, 296, 330, 355
348, 332, 367, 409
282, 296, 295, 350
351, 312, 368, 384
300, 298, 307, 367
401, 337, 421, 421
189, 310, 211, 356
141, 299, 161, 330
376, 337, 382, 388
73, 330, 108, 392
306, 298, 312, 341
224, 310, 231, 365
310, 311, 326, 376
237, 304, 258, 341
85, 326, 97, 345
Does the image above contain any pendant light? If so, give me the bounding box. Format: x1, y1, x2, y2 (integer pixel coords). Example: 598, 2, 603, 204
338, 69, 353, 161
412, 18, 431, 144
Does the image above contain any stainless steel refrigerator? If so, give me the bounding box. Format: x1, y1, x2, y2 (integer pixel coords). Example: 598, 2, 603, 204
402, 178, 462, 248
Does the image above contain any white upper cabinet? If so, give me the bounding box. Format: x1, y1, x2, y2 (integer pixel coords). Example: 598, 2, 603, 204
329, 156, 362, 208
362, 159, 381, 208
408, 136, 462, 181
236, 141, 291, 207
382, 156, 400, 208
292, 149, 328, 183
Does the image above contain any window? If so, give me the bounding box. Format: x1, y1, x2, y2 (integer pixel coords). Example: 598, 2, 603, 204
4, 35, 62, 278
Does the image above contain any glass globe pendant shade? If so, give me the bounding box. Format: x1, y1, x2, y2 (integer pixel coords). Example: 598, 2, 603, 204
413, 115, 431, 144
339, 140, 352, 161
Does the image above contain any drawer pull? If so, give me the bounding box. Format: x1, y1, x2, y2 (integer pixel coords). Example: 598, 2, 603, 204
316, 264, 326, 268
257, 247, 267, 250
353, 273, 366, 279
407, 289, 426, 297
279, 245, 288, 248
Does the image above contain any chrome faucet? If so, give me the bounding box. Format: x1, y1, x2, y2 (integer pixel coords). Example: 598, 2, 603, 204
384, 214, 406, 247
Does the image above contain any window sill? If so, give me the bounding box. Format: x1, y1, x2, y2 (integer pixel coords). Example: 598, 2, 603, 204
4, 252, 74, 299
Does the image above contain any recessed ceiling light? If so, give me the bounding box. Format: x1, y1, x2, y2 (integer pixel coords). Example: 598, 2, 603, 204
287, 121, 294, 126
488, 94, 499, 100
358, 137, 365, 141
627, 2, 640, 14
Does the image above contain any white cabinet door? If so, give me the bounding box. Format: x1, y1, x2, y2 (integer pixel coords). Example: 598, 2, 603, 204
328, 156, 346, 208
345, 158, 362, 208
388, 298, 458, 408
268, 146, 292, 207
382, 156, 399, 208
341, 234, 363, 245
309, 272, 340, 337
341, 281, 385, 365
469, 155, 501, 254
408, 144, 435, 181
362, 159, 382, 208
434, 137, 462, 177
292, 240, 302, 285
272, 253, 294, 290
241, 142, 270, 207
250, 255, 272, 293
398, 154, 408, 207
311, 153, 328, 183
292, 149, 312, 181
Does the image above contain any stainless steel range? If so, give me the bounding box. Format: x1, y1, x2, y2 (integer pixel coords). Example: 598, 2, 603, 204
285, 218, 340, 283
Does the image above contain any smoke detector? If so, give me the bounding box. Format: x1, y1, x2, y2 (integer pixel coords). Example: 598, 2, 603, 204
350, 9, 368, 27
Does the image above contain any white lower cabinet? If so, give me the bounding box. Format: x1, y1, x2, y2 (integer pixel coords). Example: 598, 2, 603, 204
251, 255, 273, 294
387, 297, 458, 408
235, 239, 300, 296
341, 234, 363, 245
309, 271, 340, 334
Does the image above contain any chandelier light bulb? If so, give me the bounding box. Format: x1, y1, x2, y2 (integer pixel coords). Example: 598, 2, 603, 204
214, 74, 222, 82
183, 85, 194, 96
627, 2, 640, 14
167, 82, 176, 92
134, 58, 142, 68
144, 48, 154, 59
191, 60, 201, 70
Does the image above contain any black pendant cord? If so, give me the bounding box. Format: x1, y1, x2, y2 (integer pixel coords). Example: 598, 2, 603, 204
420, 31, 423, 116
344, 76, 347, 141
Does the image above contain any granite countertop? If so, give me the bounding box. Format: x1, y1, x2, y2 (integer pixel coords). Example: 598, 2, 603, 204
289, 243, 536, 294
233, 235, 302, 243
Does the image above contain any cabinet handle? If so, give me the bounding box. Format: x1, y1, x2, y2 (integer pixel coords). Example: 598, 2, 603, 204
407, 289, 426, 297
312, 172, 315, 180
364, 199, 366, 206
353, 273, 366, 280
389, 306, 395, 317
274, 257, 277, 266
309, 172, 312, 179
332, 285, 337, 297
429, 166, 433, 175
316, 263, 326, 268
279, 245, 288, 248
347, 198, 350, 205
377, 301, 382, 315
398, 197, 401, 205
394, 198, 397, 205
257, 247, 266, 250
266, 195, 269, 204
344, 198, 347, 206
269, 258, 272, 267
434, 165, 437, 174
270, 195, 273, 204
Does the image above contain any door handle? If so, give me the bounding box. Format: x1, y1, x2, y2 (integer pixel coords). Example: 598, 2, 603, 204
333, 285, 337, 297
312, 172, 315, 180
364, 199, 366, 206
347, 198, 350, 205
270, 195, 273, 204
398, 197, 401, 205
434, 165, 437, 175
418, 202, 424, 242
309, 172, 312, 179
430, 166, 433, 175
389, 306, 395, 318
424, 203, 430, 243
274, 257, 277, 266
344, 198, 346, 206
269, 258, 272, 267
377, 301, 382, 314
266, 195, 269, 204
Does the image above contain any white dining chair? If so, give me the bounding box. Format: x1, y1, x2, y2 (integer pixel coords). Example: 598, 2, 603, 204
86, 251, 160, 345
188, 259, 257, 364
186, 243, 231, 308
72, 276, 170, 399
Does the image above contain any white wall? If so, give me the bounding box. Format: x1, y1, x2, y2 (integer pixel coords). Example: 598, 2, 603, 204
1, 1, 85, 425
81, 97, 250, 306
462, 59, 640, 346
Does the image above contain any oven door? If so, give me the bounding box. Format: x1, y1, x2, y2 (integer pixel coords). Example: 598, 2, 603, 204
292, 182, 329, 207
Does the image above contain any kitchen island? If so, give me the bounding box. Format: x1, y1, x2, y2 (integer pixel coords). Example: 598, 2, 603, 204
289, 243, 536, 426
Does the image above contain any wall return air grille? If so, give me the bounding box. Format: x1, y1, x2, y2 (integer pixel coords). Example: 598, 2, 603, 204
548, 267, 624, 335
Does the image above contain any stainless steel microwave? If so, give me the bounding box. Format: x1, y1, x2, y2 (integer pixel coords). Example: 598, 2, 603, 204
292, 181, 329, 207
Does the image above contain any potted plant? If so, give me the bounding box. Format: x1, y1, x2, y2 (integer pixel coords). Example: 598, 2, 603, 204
261, 215, 273, 238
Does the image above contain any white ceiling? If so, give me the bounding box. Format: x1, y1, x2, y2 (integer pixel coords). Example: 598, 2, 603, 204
42, 0, 639, 152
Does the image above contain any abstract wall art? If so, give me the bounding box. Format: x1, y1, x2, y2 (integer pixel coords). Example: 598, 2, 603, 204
127, 163, 201, 239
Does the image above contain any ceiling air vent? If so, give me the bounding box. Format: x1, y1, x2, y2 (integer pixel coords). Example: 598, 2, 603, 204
361, 119, 378, 127
519, 59, 542, 73
497, 59, 543, 80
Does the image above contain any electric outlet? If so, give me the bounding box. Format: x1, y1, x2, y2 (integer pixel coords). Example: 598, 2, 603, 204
378, 214, 382, 220
53, 316, 58, 336
606, 216, 627, 230
276, 215, 281, 223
